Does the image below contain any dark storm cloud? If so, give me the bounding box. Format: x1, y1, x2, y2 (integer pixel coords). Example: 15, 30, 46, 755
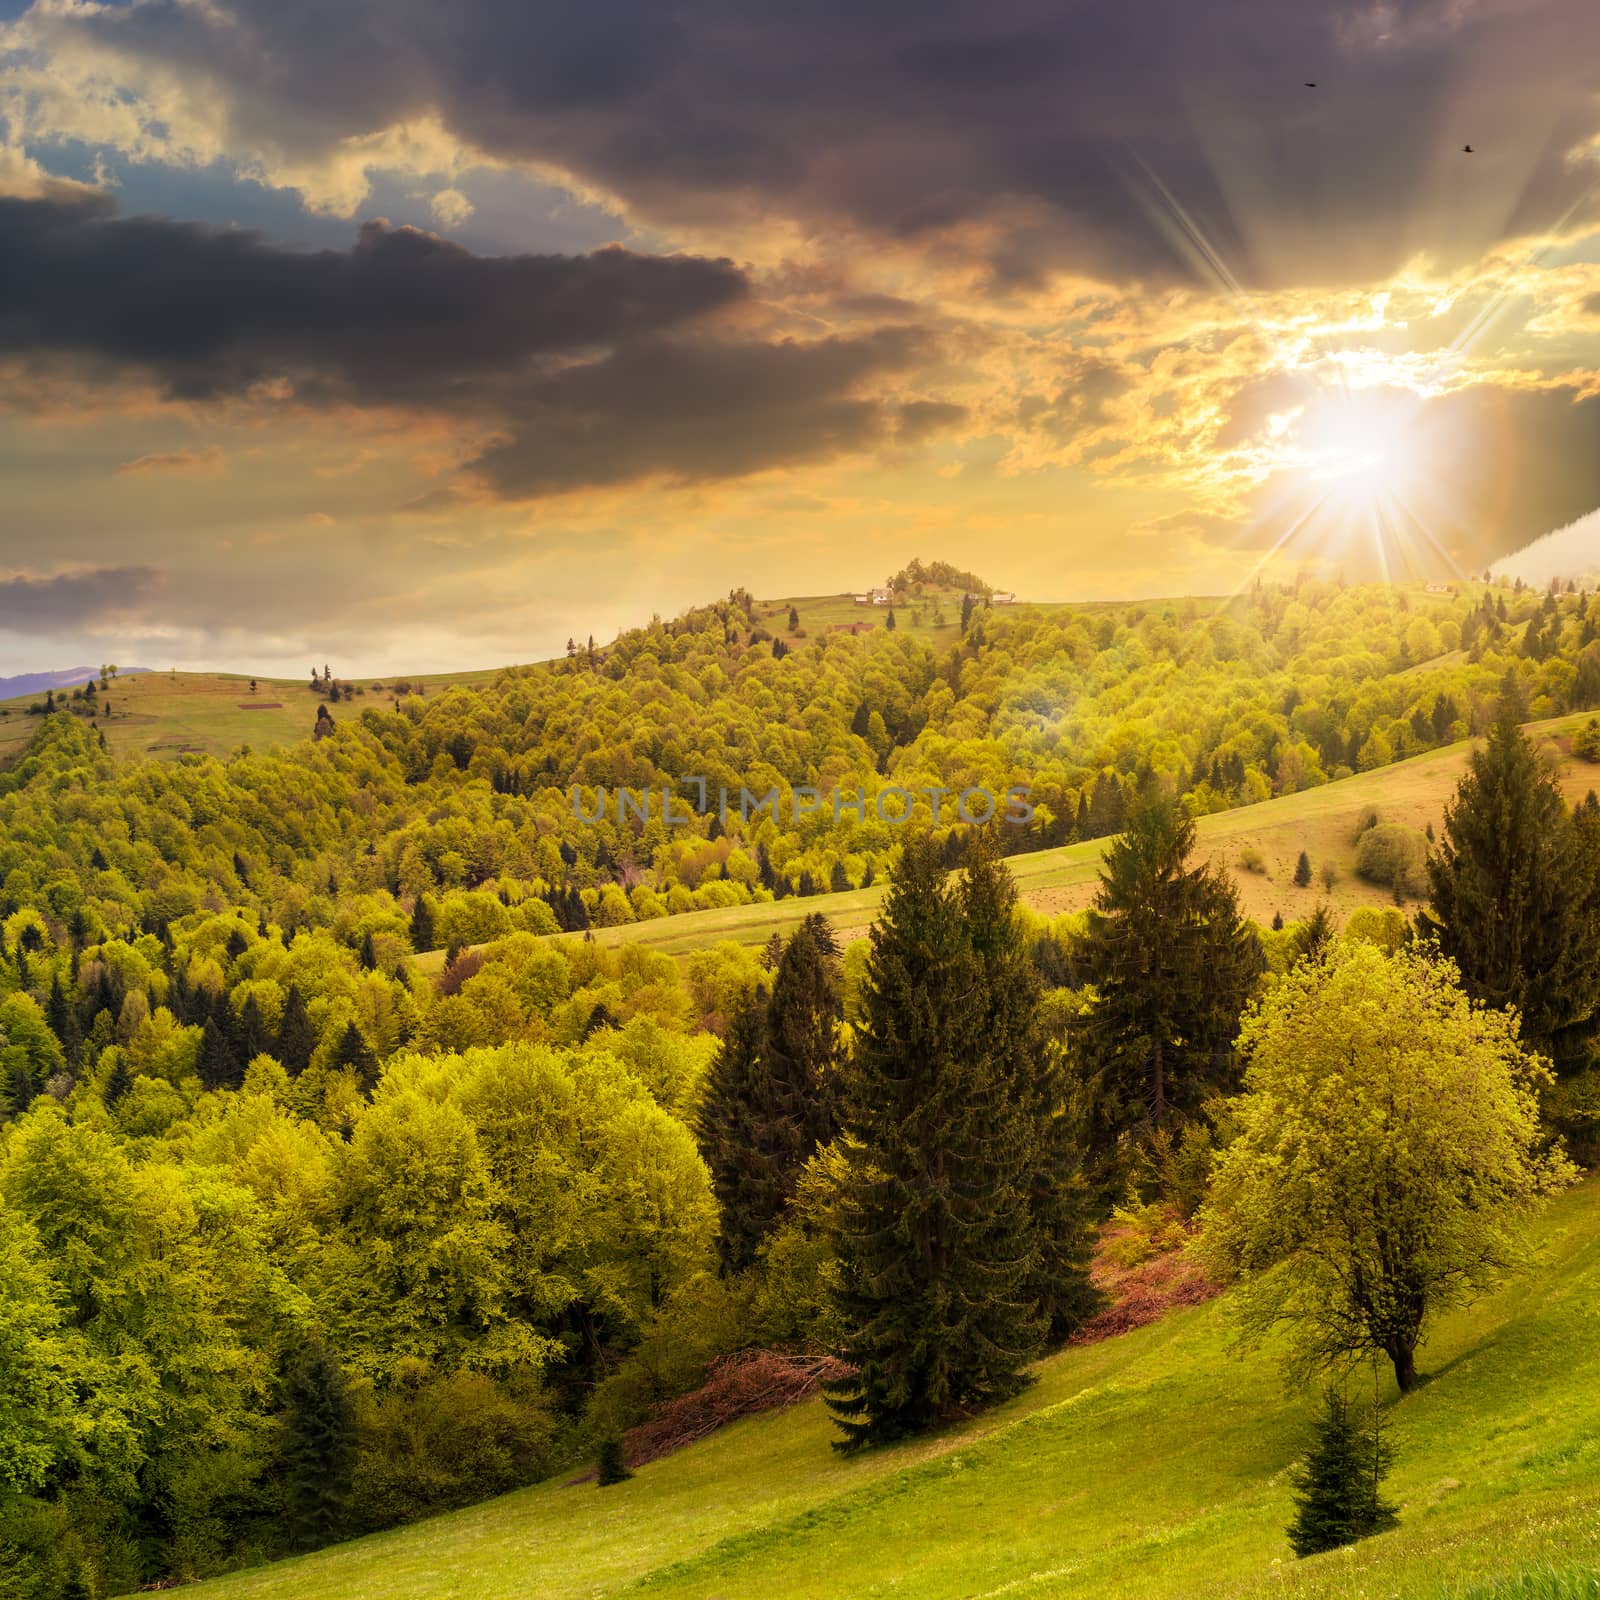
0, 191, 747, 400
0, 191, 954, 497
0, 566, 161, 631
465, 327, 956, 496
32, 0, 1600, 286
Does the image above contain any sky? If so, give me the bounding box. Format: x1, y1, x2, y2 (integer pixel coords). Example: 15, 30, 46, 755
1, 0, 1598, 677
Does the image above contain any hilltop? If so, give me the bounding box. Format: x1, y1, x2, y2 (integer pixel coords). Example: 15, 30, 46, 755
0, 666, 151, 701
178, 1179, 1600, 1600
0, 663, 504, 767
0, 585, 1010, 770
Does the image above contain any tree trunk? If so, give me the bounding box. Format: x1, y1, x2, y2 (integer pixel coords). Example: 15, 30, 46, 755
1387, 1340, 1418, 1393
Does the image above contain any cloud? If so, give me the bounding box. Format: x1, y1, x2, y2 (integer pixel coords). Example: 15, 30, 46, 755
429, 186, 473, 228
463, 326, 948, 497
6, 0, 1599, 285
0, 190, 962, 499
116, 444, 225, 475
0, 566, 162, 631
0, 192, 747, 400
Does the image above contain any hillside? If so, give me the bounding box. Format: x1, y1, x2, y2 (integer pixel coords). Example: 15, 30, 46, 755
0, 589, 993, 770
411, 709, 1600, 968
0, 666, 151, 701
182, 1180, 1600, 1600
0, 664, 505, 767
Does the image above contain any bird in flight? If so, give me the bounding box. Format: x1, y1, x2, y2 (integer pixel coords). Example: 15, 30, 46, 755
1463, 144, 1475, 153
1304, 81, 1317, 88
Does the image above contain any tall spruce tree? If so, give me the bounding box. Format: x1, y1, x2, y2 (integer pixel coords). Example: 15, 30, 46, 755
276, 984, 316, 1077
823, 835, 1044, 1448
237, 992, 270, 1065
333, 1022, 379, 1094
409, 895, 437, 954
279, 1341, 357, 1551
1070, 797, 1262, 1178
697, 913, 841, 1271
103, 1053, 132, 1108
963, 832, 1100, 1343
1420, 706, 1600, 1069
46, 972, 83, 1070
197, 1015, 242, 1092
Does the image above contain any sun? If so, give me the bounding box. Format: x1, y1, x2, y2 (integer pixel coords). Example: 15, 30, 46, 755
1299, 403, 1411, 507
1243, 387, 1467, 586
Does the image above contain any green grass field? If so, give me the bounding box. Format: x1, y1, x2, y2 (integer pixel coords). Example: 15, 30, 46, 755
0, 666, 507, 767
183, 1179, 1600, 1600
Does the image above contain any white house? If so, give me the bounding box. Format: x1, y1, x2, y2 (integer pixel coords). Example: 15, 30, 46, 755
990, 591, 1017, 604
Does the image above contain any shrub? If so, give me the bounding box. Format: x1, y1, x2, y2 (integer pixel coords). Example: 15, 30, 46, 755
348, 1368, 561, 1533
1355, 822, 1429, 896
1238, 846, 1267, 875
1574, 717, 1600, 763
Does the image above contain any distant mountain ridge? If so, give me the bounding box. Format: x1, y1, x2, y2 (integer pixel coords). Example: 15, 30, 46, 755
0, 666, 152, 701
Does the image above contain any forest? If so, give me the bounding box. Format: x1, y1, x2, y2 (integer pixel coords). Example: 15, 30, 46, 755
1, 572, 1599, 1595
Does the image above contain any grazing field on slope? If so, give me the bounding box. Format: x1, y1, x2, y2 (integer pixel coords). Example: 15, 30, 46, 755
0, 666, 507, 766
463, 711, 1598, 967
182, 1180, 1600, 1600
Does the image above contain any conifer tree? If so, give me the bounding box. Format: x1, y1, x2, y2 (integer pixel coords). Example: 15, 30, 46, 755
596, 1437, 633, 1487
1419, 707, 1600, 1069
1296, 903, 1336, 966
1294, 850, 1313, 888
409, 896, 437, 953
276, 984, 316, 1077
197, 1015, 243, 1092
823, 835, 1044, 1448
237, 992, 270, 1065
279, 1341, 357, 1551
697, 914, 841, 1270
46, 972, 83, 1070
1070, 798, 1262, 1177
358, 930, 377, 972
103, 1054, 132, 1108
333, 1022, 379, 1094
1287, 1389, 1398, 1557
963, 832, 1099, 1343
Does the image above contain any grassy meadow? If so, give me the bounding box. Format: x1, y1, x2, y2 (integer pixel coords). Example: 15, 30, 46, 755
0, 666, 507, 767
178, 1179, 1600, 1600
